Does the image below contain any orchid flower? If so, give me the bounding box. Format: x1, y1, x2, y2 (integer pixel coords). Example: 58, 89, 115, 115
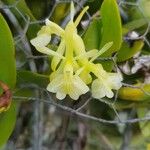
31, 2, 89, 100
75, 41, 123, 98
30, 2, 123, 100
47, 63, 89, 100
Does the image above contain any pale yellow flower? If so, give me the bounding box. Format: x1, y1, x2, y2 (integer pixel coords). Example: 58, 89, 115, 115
31, 2, 90, 100
30, 24, 64, 59
30, 1, 123, 100
47, 63, 89, 100
91, 66, 123, 99
74, 42, 123, 99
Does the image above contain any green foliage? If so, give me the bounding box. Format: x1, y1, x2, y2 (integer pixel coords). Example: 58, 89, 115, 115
0, 0, 150, 149
99, 0, 122, 56
17, 70, 49, 88
118, 83, 150, 101
117, 40, 144, 62
83, 19, 102, 50
52, 3, 70, 24
0, 14, 16, 89
84, 0, 122, 55
0, 103, 17, 147
0, 14, 16, 147
123, 19, 148, 31
26, 0, 47, 19
84, 0, 122, 71
139, 0, 150, 19
137, 108, 150, 138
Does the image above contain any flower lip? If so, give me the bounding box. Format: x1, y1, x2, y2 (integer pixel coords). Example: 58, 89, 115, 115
47, 66, 89, 100
91, 70, 123, 99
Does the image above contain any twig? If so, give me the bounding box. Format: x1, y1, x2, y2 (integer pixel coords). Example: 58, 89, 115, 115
13, 96, 150, 124
76, 97, 92, 112
57, 112, 70, 150
55, 97, 75, 150
120, 109, 136, 150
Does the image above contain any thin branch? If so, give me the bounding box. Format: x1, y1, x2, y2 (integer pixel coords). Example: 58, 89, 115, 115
13, 96, 150, 124
76, 97, 92, 112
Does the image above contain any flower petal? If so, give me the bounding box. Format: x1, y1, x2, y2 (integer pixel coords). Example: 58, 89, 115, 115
35, 46, 65, 58
70, 1, 75, 21
51, 40, 65, 71
73, 75, 89, 94
92, 79, 114, 99
74, 6, 89, 27
45, 19, 64, 36
90, 42, 113, 62
30, 34, 51, 47
73, 34, 86, 54
37, 25, 51, 35
108, 73, 123, 90
68, 76, 89, 100
47, 75, 63, 93
92, 79, 106, 99
80, 69, 92, 84
56, 91, 66, 100
69, 88, 80, 100
75, 49, 98, 60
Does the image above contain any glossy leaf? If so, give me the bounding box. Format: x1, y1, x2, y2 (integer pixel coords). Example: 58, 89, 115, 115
0, 14, 16, 147
118, 83, 150, 101
0, 14, 16, 90
139, 0, 150, 19
52, 3, 70, 24
124, 19, 148, 31
99, 0, 122, 57
83, 19, 102, 50
26, 0, 47, 19
117, 40, 144, 62
0, 103, 17, 147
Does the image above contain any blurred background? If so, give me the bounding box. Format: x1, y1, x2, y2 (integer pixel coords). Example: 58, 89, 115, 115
0, 0, 150, 150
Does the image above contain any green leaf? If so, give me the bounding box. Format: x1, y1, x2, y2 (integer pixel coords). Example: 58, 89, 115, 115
26, 0, 48, 20
117, 40, 144, 62
118, 83, 150, 101
83, 19, 102, 50
124, 19, 148, 31
0, 14, 16, 89
137, 108, 150, 137
17, 70, 49, 88
99, 0, 122, 56
0, 103, 17, 147
15, 71, 49, 103
0, 14, 16, 147
139, 0, 150, 20
52, 3, 70, 24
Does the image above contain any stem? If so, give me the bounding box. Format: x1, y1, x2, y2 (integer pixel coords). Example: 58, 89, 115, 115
57, 113, 70, 150
57, 99, 74, 150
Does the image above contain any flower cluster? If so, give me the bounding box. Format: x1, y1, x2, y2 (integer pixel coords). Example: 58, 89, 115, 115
30, 2, 123, 100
